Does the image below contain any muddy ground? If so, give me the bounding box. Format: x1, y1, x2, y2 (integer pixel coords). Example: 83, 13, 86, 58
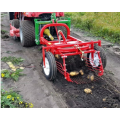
1, 12, 120, 108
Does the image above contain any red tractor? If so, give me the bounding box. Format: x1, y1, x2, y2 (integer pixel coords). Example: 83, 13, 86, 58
9, 12, 107, 84
9, 12, 70, 46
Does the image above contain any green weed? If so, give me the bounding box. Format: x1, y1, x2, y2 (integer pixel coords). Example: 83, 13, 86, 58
1, 88, 33, 108
1, 56, 24, 65
1, 29, 8, 34
1, 69, 25, 81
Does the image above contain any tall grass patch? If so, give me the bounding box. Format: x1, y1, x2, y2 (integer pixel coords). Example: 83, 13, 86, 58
65, 12, 120, 44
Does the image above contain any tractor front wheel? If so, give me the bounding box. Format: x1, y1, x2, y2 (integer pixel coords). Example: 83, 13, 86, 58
42, 52, 57, 81
20, 20, 35, 47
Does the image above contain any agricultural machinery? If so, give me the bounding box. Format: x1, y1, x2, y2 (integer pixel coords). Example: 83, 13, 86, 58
9, 12, 107, 84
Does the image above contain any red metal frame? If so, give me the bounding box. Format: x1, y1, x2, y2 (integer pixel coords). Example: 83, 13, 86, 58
40, 23, 104, 83
10, 12, 65, 39
10, 24, 20, 37
13, 12, 64, 19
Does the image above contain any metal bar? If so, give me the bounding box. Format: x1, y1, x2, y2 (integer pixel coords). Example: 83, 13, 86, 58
42, 46, 45, 67
10, 24, 20, 37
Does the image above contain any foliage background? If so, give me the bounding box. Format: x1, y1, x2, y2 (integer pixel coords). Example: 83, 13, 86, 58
65, 12, 120, 44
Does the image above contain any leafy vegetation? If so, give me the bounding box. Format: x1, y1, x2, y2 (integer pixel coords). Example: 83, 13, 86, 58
1, 29, 8, 34
65, 12, 120, 44
1, 88, 34, 108
1, 56, 24, 65
1, 13, 7, 17
1, 69, 25, 81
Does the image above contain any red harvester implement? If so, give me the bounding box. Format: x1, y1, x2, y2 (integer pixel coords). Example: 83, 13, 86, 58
41, 23, 106, 84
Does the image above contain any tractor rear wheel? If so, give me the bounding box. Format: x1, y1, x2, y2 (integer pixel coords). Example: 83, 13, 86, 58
42, 52, 57, 81
57, 26, 67, 38
20, 20, 35, 47
11, 19, 20, 40
87, 45, 107, 69
12, 19, 20, 28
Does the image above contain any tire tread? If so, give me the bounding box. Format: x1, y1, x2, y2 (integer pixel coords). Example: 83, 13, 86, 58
20, 20, 35, 47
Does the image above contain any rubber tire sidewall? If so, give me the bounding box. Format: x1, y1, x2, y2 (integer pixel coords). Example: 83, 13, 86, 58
87, 45, 107, 69
42, 52, 57, 81
57, 26, 67, 37
12, 19, 20, 29
20, 20, 35, 47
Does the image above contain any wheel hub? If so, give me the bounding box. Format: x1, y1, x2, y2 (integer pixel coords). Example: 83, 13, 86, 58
89, 52, 100, 67
20, 28, 23, 42
43, 58, 50, 75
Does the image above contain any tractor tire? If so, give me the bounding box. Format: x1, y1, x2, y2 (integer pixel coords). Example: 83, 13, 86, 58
42, 52, 57, 81
87, 45, 107, 69
12, 19, 20, 28
11, 19, 20, 40
20, 20, 35, 47
57, 26, 67, 37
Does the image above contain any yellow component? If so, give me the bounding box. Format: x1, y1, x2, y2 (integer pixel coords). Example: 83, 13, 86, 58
7, 95, 12, 99
17, 97, 19, 99
19, 101, 23, 104
48, 42, 52, 45
29, 103, 34, 108
12, 97, 14, 101
70, 71, 79, 76
84, 88, 92, 94
55, 54, 60, 59
1, 73, 5, 78
79, 69, 84, 75
78, 47, 84, 61
44, 29, 54, 41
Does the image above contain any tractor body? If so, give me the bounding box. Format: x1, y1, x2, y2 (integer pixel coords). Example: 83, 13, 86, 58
9, 12, 71, 46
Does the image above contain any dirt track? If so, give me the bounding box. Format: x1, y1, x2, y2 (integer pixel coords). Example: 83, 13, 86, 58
1, 12, 120, 108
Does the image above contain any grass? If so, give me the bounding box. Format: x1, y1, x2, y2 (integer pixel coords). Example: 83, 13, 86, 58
65, 12, 120, 44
